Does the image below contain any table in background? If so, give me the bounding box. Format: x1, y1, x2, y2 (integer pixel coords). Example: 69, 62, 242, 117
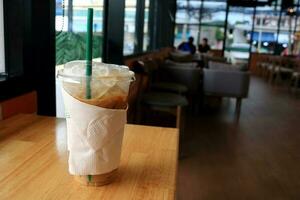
0, 114, 178, 200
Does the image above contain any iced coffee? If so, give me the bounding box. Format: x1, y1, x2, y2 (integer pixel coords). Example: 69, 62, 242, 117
58, 60, 134, 186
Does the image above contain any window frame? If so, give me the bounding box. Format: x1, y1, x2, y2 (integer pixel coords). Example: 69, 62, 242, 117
134, 0, 145, 54
123, 0, 154, 56
0, 0, 5, 75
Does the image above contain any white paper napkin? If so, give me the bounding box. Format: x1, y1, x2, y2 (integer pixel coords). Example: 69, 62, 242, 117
62, 89, 127, 175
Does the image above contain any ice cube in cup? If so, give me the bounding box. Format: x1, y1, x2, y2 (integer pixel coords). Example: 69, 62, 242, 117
58, 60, 135, 109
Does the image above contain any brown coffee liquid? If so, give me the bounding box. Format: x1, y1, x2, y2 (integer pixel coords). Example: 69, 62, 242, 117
77, 95, 127, 109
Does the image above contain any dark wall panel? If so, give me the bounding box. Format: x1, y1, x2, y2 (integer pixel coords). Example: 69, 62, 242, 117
31, 0, 56, 116
149, 0, 176, 50
3, 0, 24, 77
102, 0, 125, 65
0, 0, 35, 102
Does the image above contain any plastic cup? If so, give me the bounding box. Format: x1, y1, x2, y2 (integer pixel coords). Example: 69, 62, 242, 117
58, 60, 135, 186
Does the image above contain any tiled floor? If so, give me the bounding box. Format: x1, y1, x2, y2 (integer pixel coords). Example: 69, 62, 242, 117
178, 76, 300, 200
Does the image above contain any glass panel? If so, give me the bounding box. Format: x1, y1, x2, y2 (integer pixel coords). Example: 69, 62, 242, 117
55, 0, 104, 66
295, 3, 300, 32
175, 0, 227, 50
174, 24, 199, 48
174, 24, 184, 47
176, 0, 188, 24
277, 0, 300, 56
225, 6, 254, 64
143, 0, 150, 51
200, 0, 227, 50
293, 0, 300, 54
176, 0, 202, 24
200, 26, 224, 50
202, 1, 226, 24
277, 11, 296, 55
124, 0, 137, 55
0, 0, 5, 74
55, 0, 104, 118
175, 0, 202, 47
253, 2, 279, 54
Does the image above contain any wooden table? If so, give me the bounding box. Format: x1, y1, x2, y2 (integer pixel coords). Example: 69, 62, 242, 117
0, 114, 178, 200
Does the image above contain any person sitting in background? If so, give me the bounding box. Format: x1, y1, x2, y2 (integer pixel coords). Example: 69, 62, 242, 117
198, 38, 211, 53
178, 37, 196, 54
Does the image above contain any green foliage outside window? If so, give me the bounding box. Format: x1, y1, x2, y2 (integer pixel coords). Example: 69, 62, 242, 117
215, 27, 224, 41
56, 32, 103, 65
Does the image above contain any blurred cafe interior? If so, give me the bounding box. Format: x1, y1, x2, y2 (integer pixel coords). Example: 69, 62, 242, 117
1, 0, 300, 199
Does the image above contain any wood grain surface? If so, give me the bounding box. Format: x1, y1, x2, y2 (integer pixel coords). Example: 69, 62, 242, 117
0, 114, 178, 200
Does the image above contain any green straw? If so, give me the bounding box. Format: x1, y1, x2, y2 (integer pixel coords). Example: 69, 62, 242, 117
85, 8, 93, 99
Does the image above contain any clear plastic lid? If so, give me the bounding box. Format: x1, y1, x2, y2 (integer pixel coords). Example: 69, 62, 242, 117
57, 60, 135, 82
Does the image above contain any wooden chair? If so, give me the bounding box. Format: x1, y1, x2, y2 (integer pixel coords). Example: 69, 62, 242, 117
127, 63, 144, 123
257, 54, 270, 77
269, 56, 294, 84
289, 59, 300, 94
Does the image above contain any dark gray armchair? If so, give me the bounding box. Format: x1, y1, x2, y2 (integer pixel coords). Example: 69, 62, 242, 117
204, 61, 250, 119
202, 54, 227, 68
160, 60, 202, 95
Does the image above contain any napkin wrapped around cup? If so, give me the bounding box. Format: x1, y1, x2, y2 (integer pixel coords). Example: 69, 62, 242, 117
62, 89, 126, 175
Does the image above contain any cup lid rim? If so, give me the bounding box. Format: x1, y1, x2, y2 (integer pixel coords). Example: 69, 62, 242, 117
57, 61, 135, 81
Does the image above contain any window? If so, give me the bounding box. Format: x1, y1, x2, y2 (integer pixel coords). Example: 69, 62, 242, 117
252, 2, 279, 53
224, 6, 254, 64
55, 0, 104, 66
174, 0, 202, 47
0, 0, 5, 74
55, 0, 104, 117
124, 0, 137, 55
200, 1, 226, 50
143, 0, 150, 51
175, 24, 200, 45
226, 7, 254, 45
174, 0, 226, 50
176, 0, 201, 24
200, 26, 225, 50
276, 2, 300, 55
